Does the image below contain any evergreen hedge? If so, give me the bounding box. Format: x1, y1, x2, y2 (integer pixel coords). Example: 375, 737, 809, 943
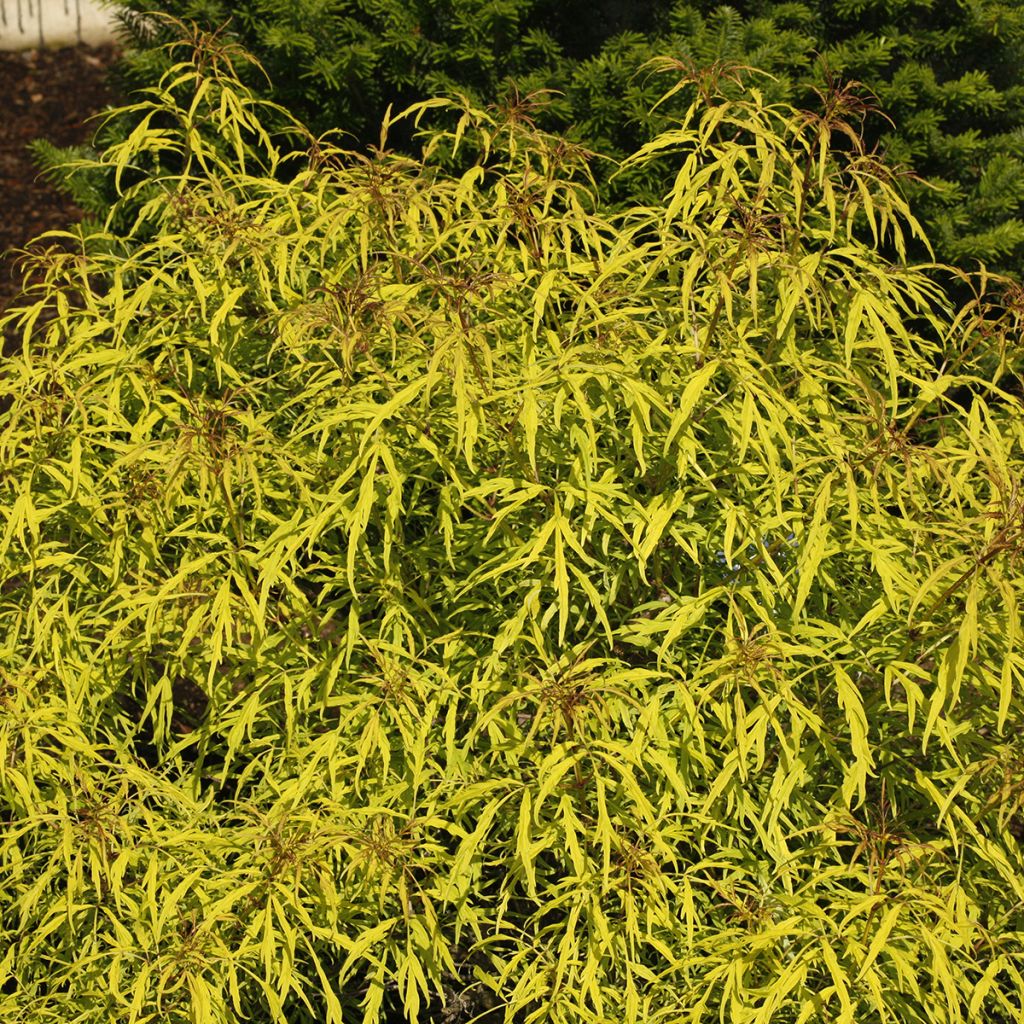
37, 0, 1024, 275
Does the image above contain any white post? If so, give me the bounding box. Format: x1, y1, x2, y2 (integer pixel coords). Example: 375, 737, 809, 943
0, 0, 119, 50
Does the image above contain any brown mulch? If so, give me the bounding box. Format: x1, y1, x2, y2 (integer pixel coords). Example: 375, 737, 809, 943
0, 44, 120, 318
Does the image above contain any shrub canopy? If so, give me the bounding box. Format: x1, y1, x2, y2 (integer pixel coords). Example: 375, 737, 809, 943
3, 43, 1024, 1024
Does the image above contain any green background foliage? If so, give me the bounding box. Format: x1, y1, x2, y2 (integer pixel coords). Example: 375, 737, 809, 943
4, 40, 1024, 1023
38, 0, 1024, 275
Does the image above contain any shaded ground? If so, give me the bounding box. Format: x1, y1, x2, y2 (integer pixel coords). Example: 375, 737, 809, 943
0, 44, 119, 318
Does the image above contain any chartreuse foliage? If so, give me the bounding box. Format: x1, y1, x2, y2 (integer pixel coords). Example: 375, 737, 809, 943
4, 41, 1024, 1024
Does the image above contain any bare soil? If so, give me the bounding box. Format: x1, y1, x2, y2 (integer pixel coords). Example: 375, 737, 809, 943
0, 44, 119, 317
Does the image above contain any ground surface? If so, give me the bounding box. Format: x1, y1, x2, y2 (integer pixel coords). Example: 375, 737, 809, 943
0, 44, 119, 317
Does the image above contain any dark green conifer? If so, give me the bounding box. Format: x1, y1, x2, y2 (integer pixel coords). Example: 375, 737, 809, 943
31, 0, 1024, 275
